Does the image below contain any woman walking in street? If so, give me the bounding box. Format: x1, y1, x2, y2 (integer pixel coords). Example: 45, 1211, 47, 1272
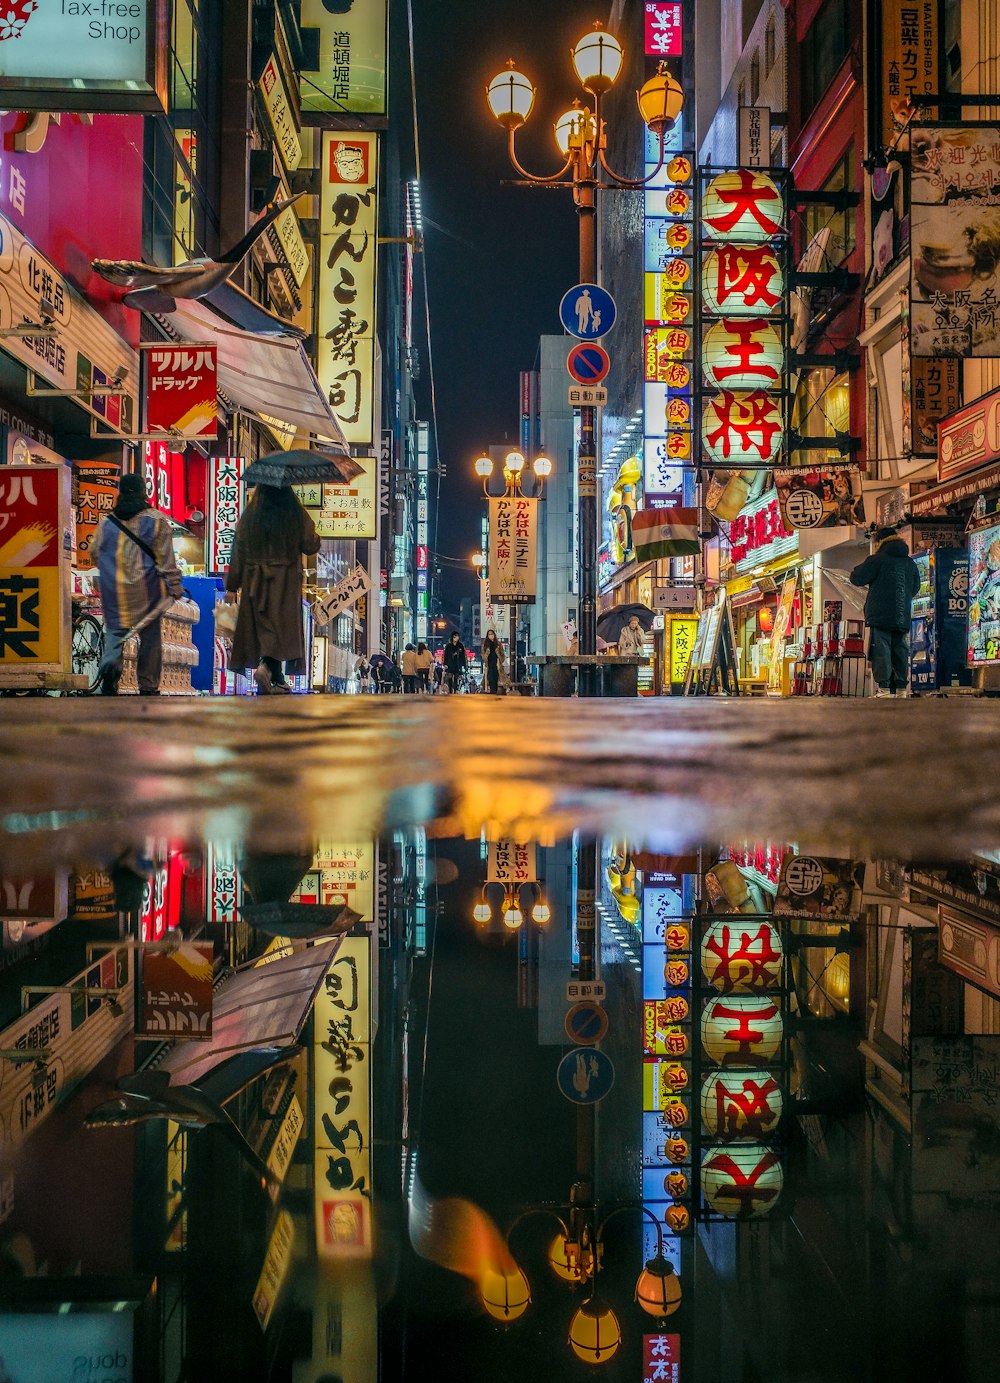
415, 641, 433, 693
400, 643, 418, 694
443, 631, 468, 693
225, 484, 320, 695
481, 628, 505, 695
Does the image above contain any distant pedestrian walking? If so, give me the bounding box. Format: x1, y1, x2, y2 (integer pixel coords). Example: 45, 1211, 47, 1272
225, 484, 320, 695
415, 641, 433, 692
400, 643, 418, 694
443, 631, 468, 693
850, 528, 921, 697
94, 472, 184, 696
482, 629, 505, 695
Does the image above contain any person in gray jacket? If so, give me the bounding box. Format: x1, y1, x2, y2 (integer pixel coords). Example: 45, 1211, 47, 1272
850, 528, 921, 697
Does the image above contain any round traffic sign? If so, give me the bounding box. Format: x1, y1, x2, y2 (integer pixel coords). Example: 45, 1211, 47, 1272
556, 1047, 616, 1105
566, 342, 611, 385
559, 282, 617, 339
564, 1001, 609, 1045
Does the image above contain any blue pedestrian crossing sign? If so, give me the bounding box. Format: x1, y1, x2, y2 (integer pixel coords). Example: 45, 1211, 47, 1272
566, 342, 611, 386
560, 282, 617, 340
556, 1047, 616, 1105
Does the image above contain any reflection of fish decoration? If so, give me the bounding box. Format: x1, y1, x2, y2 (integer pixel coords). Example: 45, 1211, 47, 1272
85, 1070, 273, 1183
91, 196, 303, 315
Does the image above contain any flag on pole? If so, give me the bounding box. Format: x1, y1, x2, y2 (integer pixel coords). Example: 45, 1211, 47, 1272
631, 505, 700, 559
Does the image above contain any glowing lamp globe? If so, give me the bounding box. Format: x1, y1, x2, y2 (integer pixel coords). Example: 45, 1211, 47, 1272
702, 318, 783, 391
475, 454, 494, 478
701, 994, 782, 1066
503, 905, 523, 930
702, 390, 784, 467
554, 107, 591, 156
568, 1298, 622, 1364
531, 901, 551, 925
702, 1144, 784, 1218
635, 1255, 681, 1317
572, 23, 623, 93
473, 902, 492, 925
701, 917, 783, 993
637, 65, 684, 134
487, 67, 535, 128
701, 1068, 784, 1140
504, 450, 526, 475
533, 454, 553, 479
702, 246, 784, 316
702, 169, 783, 243
547, 1233, 584, 1283
479, 1264, 531, 1322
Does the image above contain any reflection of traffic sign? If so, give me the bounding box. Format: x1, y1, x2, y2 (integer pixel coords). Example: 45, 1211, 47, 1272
567, 342, 611, 384
568, 385, 608, 407
564, 1002, 609, 1045
557, 1047, 615, 1104
559, 283, 617, 339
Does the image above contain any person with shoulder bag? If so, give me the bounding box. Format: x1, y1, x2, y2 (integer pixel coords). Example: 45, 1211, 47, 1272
94, 473, 184, 695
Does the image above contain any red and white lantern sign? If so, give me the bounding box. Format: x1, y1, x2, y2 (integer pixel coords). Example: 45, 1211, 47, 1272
701, 917, 783, 993
702, 169, 783, 243
701, 246, 784, 316
701, 1143, 783, 1217
701, 993, 782, 1065
702, 318, 783, 391
702, 391, 784, 467
701, 1069, 784, 1140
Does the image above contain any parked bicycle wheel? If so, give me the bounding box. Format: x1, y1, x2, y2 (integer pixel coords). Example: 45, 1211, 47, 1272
71, 612, 104, 693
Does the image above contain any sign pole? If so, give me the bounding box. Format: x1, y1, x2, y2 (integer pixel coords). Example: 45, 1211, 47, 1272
577, 170, 598, 693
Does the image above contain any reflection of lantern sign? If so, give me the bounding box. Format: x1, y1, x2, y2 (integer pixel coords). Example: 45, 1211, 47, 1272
783, 856, 824, 896
660, 1061, 689, 1093
701, 1070, 784, 1139
665, 188, 690, 215
702, 169, 783, 243
701, 1145, 783, 1218
661, 1025, 689, 1057
665, 923, 689, 951
703, 319, 783, 390
664, 1169, 688, 1199
661, 994, 690, 1023
662, 1097, 689, 1128
667, 154, 692, 183
665, 1135, 689, 1163
702, 246, 784, 316
664, 1204, 690, 1233
703, 390, 783, 465
663, 958, 689, 986
702, 995, 782, 1065
783, 487, 825, 528
702, 918, 783, 993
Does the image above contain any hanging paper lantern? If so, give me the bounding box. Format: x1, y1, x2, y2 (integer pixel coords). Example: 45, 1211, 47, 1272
702, 169, 783, 243
664, 1203, 690, 1234
663, 1169, 689, 1199
701, 917, 783, 993
664, 922, 690, 952
702, 246, 784, 316
702, 390, 784, 467
664, 1134, 689, 1164
667, 153, 693, 184
701, 994, 782, 1065
663, 957, 690, 987
703, 319, 783, 391
701, 1069, 784, 1140
659, 1061, 689, 1094
660, 1096, 689, 1129
701, 1144, 783, 1218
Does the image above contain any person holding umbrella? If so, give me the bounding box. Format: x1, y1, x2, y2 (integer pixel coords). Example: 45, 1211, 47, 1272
596, 603, 654, 655
616, 615, 645, 656
225, 482, 320, 695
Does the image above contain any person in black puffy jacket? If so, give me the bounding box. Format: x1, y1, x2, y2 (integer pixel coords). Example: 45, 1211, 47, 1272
850, 528, 921, 697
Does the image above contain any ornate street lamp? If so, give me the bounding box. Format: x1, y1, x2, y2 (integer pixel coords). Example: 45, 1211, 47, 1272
475, 449, 552, 498
487, 27, 685, 684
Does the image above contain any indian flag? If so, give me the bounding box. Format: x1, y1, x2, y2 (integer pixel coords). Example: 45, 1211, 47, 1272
632, 505, 700, 559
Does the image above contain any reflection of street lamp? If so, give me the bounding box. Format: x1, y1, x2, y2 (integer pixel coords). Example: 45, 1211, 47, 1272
487, 26, 684, 674
486, 1189, 681, 1364
472, 881, 550, 933
475, 450, 552, 498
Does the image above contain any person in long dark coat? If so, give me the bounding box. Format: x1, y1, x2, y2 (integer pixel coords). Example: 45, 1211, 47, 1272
850, 527, 921, 697
224, 485, 320, 694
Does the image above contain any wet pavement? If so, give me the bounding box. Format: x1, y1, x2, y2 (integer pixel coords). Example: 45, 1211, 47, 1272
0, 697, 998, 1382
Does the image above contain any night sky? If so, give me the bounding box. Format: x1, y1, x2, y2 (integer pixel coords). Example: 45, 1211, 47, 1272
409, 1, 604, 619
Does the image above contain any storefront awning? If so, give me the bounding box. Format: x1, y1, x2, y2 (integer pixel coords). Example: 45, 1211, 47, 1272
159, 297, 350, 453
157, 939, 340, 1088
909, 461, 1000, 517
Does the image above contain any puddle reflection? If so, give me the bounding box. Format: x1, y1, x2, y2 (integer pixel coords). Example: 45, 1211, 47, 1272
0, 824, 998, 1382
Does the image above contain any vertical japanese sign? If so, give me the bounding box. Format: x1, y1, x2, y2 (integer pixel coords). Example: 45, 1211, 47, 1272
881, 0, 937, 147
258, 54, 301, 171
299, 0, 388, 116
668, 616, 698, 684
73, 460, 120, 570
141, 342, 218, 439
0, 464, 67, 670
319, 133, 378, 446
314, 935, 373, 1259
644, 1334, 681, 1383
206, 456, 245, 574
312, 460, 377, 539
206, 839, 243, 924
138, 942, 214, 1038
480, 578, 509, 643
253, 1210, 295, 1330
488, 495, 537, 603
487, 841, 537, 885
292, 842, 375, 922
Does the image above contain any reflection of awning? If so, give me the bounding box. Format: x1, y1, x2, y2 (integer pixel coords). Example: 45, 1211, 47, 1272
159, 297, 349, 452
158, 939, 339, 1087
909, 461, 1000, 516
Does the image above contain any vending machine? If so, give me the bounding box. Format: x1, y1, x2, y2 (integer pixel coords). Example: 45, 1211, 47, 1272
910, 547, 971, 693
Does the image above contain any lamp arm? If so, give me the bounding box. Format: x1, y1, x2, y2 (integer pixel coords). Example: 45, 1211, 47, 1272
595, 1201, 664, 1258
598, 125, 667, 189
505, 1205, 573, 1241
507, 126, 575, 184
